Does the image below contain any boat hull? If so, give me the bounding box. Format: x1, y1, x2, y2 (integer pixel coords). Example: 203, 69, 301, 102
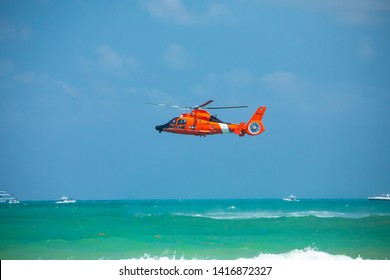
55, 200, 76, 204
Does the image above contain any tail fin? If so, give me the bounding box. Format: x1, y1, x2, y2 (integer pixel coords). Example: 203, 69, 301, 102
244, 106, 266, 136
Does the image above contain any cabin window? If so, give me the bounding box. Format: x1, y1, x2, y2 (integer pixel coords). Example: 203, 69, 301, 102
177, 119, 186, 129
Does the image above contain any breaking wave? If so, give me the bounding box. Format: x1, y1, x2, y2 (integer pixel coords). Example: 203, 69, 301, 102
127, 247, 361, 260
244, 247, 361, 260
173, 210, 385, 220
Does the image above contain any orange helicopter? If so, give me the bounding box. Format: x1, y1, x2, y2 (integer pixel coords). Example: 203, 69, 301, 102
151, 100, 266, 137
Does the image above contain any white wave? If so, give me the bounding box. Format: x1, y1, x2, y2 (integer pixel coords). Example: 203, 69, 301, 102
125, 247, 361, 260
174, 210, 373, 219
242, 247, 362, 260
127, 253, 186, 261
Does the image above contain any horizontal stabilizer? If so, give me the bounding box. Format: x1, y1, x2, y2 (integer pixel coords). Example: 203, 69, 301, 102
234, 122, 246, 136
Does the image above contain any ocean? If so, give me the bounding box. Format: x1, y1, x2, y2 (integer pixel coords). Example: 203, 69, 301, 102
0, 199, 389, 260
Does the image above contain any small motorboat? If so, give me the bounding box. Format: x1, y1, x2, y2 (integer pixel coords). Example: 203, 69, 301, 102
368, 194, 390, 201
283, 195, 299, 202
55, 196, 76, 204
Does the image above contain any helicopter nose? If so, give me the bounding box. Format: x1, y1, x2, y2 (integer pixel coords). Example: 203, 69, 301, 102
155, 121, 171, 133
155, 125, 163, 133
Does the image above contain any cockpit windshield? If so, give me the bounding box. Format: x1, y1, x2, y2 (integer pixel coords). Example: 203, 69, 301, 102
168, 118, 177, 128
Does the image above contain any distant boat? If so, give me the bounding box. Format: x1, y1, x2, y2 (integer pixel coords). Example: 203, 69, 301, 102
0, 191, 20, 204
283, 195, 299, 202
55, 196, 76, 204
368, 194, 390, 201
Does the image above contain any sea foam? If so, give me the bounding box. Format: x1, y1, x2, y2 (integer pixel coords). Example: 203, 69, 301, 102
243, 247, 362, 260
175, 210, 384, 220
128, 247, 361, 261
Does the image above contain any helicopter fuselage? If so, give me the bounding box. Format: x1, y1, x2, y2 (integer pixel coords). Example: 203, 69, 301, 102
155, 107, 266, 137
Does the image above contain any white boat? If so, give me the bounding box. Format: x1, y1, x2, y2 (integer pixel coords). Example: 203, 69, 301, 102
368, 194, 390, 201
283, 195, 299, 202
8, 197, 20, 204
55, 196, 76, 204
0, 191, 20, 204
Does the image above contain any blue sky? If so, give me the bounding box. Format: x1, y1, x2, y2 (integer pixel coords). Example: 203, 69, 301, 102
0, 0, 389, 200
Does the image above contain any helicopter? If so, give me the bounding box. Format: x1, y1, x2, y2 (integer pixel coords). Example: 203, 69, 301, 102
150, 100, 266, 137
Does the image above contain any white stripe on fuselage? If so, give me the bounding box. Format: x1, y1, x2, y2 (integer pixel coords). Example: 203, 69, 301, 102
219, 123, 230, 134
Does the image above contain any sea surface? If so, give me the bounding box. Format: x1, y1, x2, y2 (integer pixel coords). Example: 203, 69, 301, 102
0, 199, 389, 260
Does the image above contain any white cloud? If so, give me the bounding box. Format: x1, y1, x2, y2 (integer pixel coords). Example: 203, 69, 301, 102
126, 86, 167, 99
14, 72, 36, 84
125, 86, 185, 108
96, 45, 138, 72
191, 68, 259, 103
274, 0, 390, 25
54, 79, 79, 97
141, 0, 194, 24
260, 70, 370, 122
77, 57, 93, 73
261, 71, 304, 93
15, 72, 79, 96
359, 38, 375, 60
206, 69, 255, 86
96, 45, 123, 69
141, 0, 230, 24
163, 43, 193, 69
0, 59, 15, 75
225, 69, 255, 86
78, 45, 138, 77
0, 20, 32, 41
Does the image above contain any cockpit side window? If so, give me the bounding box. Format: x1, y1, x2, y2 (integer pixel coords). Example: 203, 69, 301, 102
210, 115, 224, 123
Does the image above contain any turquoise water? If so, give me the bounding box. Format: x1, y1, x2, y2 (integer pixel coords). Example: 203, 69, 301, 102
0, 199, 389, 260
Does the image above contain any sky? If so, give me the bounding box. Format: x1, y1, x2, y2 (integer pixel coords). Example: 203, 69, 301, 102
0, 0, 389, 200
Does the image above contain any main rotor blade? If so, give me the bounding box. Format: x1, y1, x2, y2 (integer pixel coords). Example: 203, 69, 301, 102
204, 105, 248, 109
196, 100, 214, 108
148, 101, 247, 110
147, 102, 190, 110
